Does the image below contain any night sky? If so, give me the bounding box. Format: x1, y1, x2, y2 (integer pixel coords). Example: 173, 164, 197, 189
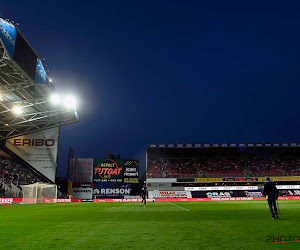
2, 1, 300, 177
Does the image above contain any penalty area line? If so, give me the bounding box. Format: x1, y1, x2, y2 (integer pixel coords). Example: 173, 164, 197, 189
168, 202, 190, 211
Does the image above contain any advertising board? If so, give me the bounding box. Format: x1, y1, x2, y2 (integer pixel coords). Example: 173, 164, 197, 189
0, 19, 17, 58
75, 158, 94, 182
34, 58, 47, 84
123, 160, 139, 183
93, 159, 124, 183
5, 127, 59, 182
93, 182, 132, 198
148, 191, 192, 198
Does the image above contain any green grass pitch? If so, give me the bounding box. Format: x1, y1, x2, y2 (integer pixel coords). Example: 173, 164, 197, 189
0, 200, 299, 249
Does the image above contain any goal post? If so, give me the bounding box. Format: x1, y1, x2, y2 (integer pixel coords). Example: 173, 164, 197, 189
21, 182, 57, 204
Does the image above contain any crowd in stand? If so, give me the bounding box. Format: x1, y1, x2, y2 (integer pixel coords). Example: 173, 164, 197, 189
0, 155, 48, 197
147, 156, 300, 178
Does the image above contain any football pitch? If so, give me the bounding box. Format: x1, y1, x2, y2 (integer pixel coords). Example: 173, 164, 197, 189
1, 200, 299, 249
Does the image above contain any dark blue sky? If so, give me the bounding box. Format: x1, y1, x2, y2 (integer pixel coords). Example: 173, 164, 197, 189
2, 1, 300, 177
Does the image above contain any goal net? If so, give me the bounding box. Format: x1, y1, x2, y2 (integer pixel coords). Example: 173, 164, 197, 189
21, 182, 57, 204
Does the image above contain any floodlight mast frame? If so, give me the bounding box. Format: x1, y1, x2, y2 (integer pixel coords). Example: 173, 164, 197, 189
0, 32, 79, 141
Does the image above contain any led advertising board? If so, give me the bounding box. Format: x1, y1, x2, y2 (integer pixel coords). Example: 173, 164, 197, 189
123, 160, 139, 183
93, 159, 124, 183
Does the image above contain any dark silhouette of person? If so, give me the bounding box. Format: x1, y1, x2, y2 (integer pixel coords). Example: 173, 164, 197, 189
262, 176, 279, 220
140, 187, 146, 207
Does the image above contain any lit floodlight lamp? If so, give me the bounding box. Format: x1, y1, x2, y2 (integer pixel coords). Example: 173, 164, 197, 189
63, 95, 76, 109
12, 106, 23, 115
49, 78, 53, 83
50, 94, 61, 105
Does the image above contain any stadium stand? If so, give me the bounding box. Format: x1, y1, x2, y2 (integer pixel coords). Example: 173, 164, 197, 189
0, 149, 49, 197
147, 156, 300, 178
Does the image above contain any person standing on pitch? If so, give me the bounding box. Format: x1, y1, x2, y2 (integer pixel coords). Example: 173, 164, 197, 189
262, 176, 279, 220
140, 187, 146, 207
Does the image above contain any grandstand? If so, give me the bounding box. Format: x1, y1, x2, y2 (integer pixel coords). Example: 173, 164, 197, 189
0, 18, 79, 198
146, 143, 300, 198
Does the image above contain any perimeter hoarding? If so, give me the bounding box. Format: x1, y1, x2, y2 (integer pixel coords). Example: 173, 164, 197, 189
93, 159, 124, 183
93, 182, 132, 198
5, 127, 59, 182
148, 191, 192, 199
71, 182, 93, 199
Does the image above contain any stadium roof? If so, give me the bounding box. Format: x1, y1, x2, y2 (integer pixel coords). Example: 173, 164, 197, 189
147, 143, 300, 148
0, 19, 79, 140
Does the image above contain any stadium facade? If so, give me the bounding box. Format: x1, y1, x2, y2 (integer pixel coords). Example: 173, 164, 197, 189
0, 18, 79, 198
146, 143, 300, 199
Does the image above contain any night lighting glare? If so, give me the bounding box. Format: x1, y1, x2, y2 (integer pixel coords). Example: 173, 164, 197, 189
50, 94, 61, 105
12, 106, 23, 115
63, 96, 76, 109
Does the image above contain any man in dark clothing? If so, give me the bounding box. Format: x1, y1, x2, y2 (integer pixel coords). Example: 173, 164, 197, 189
140, 187, 146, 207
262, 176, 279, 220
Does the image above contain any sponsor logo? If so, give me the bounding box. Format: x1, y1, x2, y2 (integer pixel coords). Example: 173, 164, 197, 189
224, 177, 257, 182
94, 159, 122, 179
126, 167, 137, 172
73, 189, 92, 193
123, 178, 139, 183
13, 138, 55, 147
0, 23, 15, 46
244, 191, 264, 197
206, 192, 232, 198
36, 62, 46, 81
0, 198, 13, 205
152, 191, 189, 198
93, 188, 131, 195
124, 172, 138, 177
287, 190, 300, 196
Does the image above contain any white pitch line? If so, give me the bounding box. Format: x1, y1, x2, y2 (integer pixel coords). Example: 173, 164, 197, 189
168, 202, 190, 211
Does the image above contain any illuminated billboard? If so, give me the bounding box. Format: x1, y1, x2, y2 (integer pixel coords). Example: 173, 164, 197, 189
123, 160, 139, 183
0, 18, 17, 58
93, 159, 124, 183
34, 58, 47, 84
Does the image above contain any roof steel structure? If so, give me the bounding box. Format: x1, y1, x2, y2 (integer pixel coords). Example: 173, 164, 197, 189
0, 21, 79, 140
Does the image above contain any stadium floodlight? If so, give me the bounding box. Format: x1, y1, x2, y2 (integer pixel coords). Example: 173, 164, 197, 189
49, 78, 53, 83
50, 93, 61, 105
63, 95, 76, 109
12, 106, 23, 115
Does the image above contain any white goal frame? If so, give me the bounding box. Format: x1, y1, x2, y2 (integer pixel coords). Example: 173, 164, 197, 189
21, 182, 57, 204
